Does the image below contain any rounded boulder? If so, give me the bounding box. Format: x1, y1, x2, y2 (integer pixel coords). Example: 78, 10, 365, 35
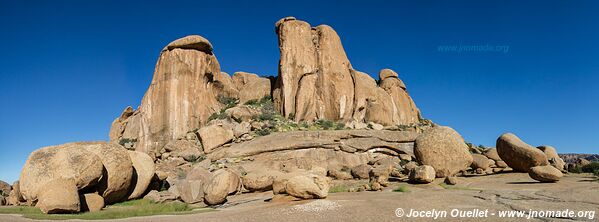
529, 165, 563, 182
496, 133, 549, 172
127, 151, 156, 200
414, 126, 473, 178
83, 142, 134, 204
19, 142, 104, 202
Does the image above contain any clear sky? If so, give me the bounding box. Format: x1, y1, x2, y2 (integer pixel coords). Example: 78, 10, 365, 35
1, 0, 598, 183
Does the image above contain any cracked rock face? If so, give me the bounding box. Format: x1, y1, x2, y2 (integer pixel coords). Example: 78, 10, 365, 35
273, 17, 420, 125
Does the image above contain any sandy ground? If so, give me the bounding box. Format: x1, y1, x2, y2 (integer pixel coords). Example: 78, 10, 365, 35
1, 173, 598, 222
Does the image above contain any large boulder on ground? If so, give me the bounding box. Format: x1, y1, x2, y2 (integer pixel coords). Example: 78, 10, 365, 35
199, 125, 234, 153
19, 142, 104, 202
350, 164, 372, 179
529, 165, 563, 182
496, 133, 549, 172
203, 169, 240, 205
409, 165, 436, 184
80, 193, 104, 212
537, 145, 565, 171
177, 179, 205, 204
284, 174, 329, 199
36, 178, 80, 214
242, 171, 280, 192
414, 126, 473, 177
127, 151, 155, 200
471, 154, 491, 170
83, 142, 134, 204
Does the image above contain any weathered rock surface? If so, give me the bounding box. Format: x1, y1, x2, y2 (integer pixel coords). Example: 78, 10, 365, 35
414, 126, 473, 178
272, 17, 420, 125
409, 165, 436, 184
284, 174, 329, 199
0, 180, 10, 197
163, 140, 202, 162
483, 148, 502, 161
82, 142, 133, 204
350, 164, 372, 179
232, 72, 271, 104
203, 169, 240, 205
378, 69, 421, 125
19, 142, 104, 202
177, 179, 205, 204
242, 171, 279, 192
538, 145, 565, 171
199, 125, 234, 153
6, 181, 24, 206
143, 190, 178, 203
529, 165, 563, 182
80, 193, 104, 212
36, 178, 80, 214
209, 130, 417, 160
496, 133, 549, 172
127, 151, 155, 200
471, 154, 491, 170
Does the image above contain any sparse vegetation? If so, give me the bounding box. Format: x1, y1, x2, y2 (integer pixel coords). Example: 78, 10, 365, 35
393, 185, 409, 193
118, 138, 137, 147
581, 162, 599, 173
329, 185, 350, 193
568, 162, 599, 174
217, 95, 239, 109
208, 109, 228, 121
187, 155, 206, 164
244, 96, 272, 107
0, 199, 210, 220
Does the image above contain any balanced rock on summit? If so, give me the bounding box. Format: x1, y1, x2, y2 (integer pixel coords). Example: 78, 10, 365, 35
109, 35, 271, 157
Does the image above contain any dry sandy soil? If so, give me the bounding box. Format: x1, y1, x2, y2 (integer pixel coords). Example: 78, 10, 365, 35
2, 173, 597, 222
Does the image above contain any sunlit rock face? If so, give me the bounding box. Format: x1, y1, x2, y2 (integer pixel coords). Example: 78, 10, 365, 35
272, 17, 421, 125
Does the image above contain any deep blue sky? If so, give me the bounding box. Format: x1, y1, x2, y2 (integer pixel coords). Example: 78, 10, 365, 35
1, 0, 598, 183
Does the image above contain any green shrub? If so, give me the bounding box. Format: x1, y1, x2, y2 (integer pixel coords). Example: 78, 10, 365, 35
245, 96, 273, 107
315, 119, 335, 130
255, 128, 271, 136
393, 185, 409, 193
217, 95, 238, 109
581, 162, 599, 173
569, 166, 583, 173
118, 138, 137, 147
208, 110, 228, 121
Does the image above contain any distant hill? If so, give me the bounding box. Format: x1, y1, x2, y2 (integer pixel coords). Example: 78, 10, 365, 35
558, 154, 599, 164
